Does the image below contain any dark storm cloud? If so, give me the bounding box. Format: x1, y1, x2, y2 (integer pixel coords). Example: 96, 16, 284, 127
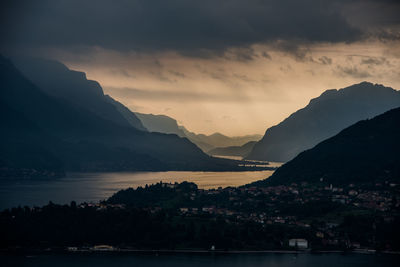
168, 70, 186, 78
261, 52, 272, 60
335, 65, 372, 78
148, 70, 175, 83
109, 69, 136, 78
1, 0, 399, 56
360, 57, 389, 66
317, 56, 333, 65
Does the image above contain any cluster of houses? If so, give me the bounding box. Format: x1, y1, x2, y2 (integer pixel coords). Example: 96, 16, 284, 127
174, 180, 398, 216
67, 180, 398, 251
171, 181, 398, 250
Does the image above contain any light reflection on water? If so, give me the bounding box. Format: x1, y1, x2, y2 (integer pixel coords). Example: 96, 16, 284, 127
211, 155, 284, 168
0, 170, 274, 209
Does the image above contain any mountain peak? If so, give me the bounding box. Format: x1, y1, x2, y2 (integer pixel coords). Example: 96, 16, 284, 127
209, 132, 227, 138
246, 82, 400, 162
11, 56, 137, 128
257, 107, 400, 186
309, 82, 397, 106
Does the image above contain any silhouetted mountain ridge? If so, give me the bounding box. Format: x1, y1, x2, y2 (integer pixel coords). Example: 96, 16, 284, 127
135, 113, 186, 137
133, 112, 261, 152
0, 55, 246, 177
105, 96, 147, 131
208, 141, 257, 157
246, 82, 400, 162
251, 107, 400, 186
12, 57, 146, 131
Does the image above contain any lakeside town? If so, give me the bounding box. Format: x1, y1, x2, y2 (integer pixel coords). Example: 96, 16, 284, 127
3, 179, 398, 253
105, 180, 400, 251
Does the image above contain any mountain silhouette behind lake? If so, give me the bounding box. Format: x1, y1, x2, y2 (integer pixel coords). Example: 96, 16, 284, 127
12, 57, 147, 131
134, 112, 261, 152
208, 141, 257, 158
251, 107, 400, 186
246, 82, 400, 162
0, 56, 249, 178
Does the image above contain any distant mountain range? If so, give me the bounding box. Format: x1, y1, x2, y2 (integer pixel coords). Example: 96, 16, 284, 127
0, 56, 246, 178
181, 130, 261, 153
133, 112, 261, 152
252, 107, 400, 186
246, 82, 400, 162
208, 141, 257, 158
135, 113, 186, 137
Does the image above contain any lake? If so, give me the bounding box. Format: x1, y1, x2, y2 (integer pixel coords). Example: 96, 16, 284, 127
0, 170, 275, 209
2, 252, 399, 267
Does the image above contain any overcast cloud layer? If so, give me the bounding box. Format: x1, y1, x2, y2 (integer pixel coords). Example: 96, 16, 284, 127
1, 0, 400, 55
1, 0, 400, 135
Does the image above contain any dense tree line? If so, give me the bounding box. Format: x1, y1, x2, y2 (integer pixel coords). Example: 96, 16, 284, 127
1, 182, 400, 251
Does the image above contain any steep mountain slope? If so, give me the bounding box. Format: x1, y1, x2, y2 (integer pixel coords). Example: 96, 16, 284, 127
208, 141, 257, 157
252, 107, 400, 186
0, 101, 65, 178
135, 113, 186, 137
181, 130, 261, 152
246, 82, 400, 162
178, 127, 215, 152
0, 55, 243, 176
12, 57, 146, 131
105, 95, 147, 131
0, 55, 163, 174
135, 112, 261, 152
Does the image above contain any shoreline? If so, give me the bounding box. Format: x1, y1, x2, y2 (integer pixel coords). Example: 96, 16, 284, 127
2, 248, 400, 256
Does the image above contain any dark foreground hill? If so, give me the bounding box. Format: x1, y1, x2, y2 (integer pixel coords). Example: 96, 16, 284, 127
252, 107, 400, 186
0, 56, 244, 178
247, 82, 400, 162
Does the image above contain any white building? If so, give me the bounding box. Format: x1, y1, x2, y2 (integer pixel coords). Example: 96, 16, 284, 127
289, 239, 308, 249
92, 245, 115, 251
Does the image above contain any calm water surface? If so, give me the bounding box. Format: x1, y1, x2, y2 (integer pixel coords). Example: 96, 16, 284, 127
2, 253, 399, 267
0, 170, 274, 209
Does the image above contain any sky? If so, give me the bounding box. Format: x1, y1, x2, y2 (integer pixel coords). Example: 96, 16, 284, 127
1, 0, 400, 136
